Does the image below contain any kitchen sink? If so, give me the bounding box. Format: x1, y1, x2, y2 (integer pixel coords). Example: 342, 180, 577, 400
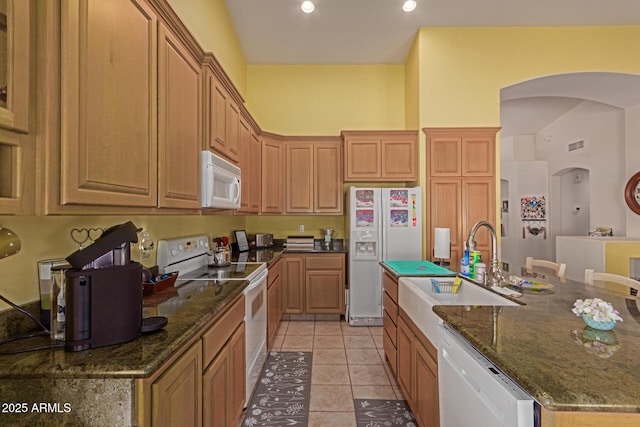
403, 277, 521, 306
398, 276, 520, 348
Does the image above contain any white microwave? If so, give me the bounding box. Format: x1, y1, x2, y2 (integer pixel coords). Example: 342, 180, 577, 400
201, 150, 241, 209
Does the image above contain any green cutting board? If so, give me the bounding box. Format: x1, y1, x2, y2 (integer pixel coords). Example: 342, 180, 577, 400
383, 260, 456, 276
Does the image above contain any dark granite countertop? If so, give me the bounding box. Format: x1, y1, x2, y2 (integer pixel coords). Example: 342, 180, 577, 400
432, 266, 640, 413
0, 278, 249, 379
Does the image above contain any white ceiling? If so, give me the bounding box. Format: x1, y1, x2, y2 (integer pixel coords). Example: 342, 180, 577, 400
224, 0, 640, 65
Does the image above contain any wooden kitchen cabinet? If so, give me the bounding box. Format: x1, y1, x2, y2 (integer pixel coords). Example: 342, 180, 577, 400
397, 310, 439, 427
285, 138, 343, 214
55, 0, 204, 211
151, 341, 203, 427
139, 294, 245, 427
425, 127, 500, 269
238, 117, 252, 212
249, 130, 262, 211
236, 110, 262, 213
305, 255, 345, 313
342, 130, 417, 182
267, 258, 283, 347
283, 253, 346, 314
201, 294, 245, 427
283, 255, 305, 313
428, 129, 495, 177
261, 133, 285, 214
157, 22, 201, 209
382, 271, 399, 376
0, 0, 31, 134
0, 0, 34, 214
59, 0, 159, 207
203, 60, 240, 164
203, 322, 245, 427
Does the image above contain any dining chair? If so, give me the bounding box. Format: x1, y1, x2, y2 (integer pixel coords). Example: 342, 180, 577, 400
525, 257, 567, 282
584, 269, 640, 296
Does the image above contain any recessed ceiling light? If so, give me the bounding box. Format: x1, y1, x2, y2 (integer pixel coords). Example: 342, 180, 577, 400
301, 1, 315, 14
402, 0, 417, 12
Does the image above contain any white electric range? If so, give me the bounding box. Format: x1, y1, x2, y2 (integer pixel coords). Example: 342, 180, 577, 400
156, 235, 268, 406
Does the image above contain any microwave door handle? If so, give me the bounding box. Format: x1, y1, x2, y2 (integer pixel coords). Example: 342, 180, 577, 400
232, 177, 241, 204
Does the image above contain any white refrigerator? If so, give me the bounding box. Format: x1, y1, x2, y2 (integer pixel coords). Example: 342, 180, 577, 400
347, 186, 422, 326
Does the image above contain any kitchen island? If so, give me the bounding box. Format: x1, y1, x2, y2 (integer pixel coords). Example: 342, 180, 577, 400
432, 265, 640, 426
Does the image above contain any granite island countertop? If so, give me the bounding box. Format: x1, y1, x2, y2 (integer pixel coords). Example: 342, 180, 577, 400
0, 277, 249, 379
432, 266, 640, 414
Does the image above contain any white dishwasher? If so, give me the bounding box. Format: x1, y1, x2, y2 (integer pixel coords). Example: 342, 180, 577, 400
439, 324, 540, 427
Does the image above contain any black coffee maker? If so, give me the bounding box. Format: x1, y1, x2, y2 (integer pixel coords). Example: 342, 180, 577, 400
64, 221, 143, 352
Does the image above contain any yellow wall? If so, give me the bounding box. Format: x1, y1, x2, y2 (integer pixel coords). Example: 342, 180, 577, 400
605, 242, 640, 276
416, 26, 640, 256
0, 215, 245, 308
247, 215, 345, 240
246, 64, 406, 134
418, 26, 640, 127
167, 0, 247, 96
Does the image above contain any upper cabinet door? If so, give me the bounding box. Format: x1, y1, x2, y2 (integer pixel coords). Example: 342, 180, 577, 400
157, 23, 201, 209
314, 140, 343, 213
343, 131, 417, 182
428, 136, 461, 177
285, 141, 314, 213
381, 135, 417, 181
261, 134, 284, 213
60, 0, 158, 206
461, 136, 495, 176
344, 136, 381, 180
0, 0, 30, 133
249, 131, 261, 211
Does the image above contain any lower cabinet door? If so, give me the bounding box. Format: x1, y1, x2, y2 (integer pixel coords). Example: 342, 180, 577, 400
203, 345, 230, 427
283, 256, 304, 313
152, 342, 202, 427
229, 323, 246, 424
414, 340, 439, 427
304, 270, 344, 313
396, 317, 414, 407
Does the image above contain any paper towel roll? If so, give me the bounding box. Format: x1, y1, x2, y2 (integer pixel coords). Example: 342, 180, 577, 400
434, 228, 450, 259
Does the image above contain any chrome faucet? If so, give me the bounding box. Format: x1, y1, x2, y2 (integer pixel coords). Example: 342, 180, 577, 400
466, 220, 505, 287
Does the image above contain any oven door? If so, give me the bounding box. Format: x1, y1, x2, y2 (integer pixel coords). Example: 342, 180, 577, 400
244, 269, 268, 403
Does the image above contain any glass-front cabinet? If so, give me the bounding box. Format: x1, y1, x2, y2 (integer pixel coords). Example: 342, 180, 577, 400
0, 0, 32, 214
0, 0, 30, 132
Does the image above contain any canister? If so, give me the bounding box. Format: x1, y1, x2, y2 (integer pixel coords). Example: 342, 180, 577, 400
469, 251, 482, 279
475, 262, 487, 283
50, 264, 73, 341
37, 259, 68, 329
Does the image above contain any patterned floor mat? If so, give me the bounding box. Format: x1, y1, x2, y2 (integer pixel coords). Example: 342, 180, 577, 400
354, 399, 417, 426
242, 351, 312, 427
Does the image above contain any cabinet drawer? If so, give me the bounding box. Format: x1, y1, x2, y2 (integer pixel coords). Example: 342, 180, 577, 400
383, 291, 397, 325
202, 295, 244, 367
383, 329, 397, 377
268, 259, 282, 287
383, 310, 397, 347
382, 272, 398, 303
305, 254, 344, 270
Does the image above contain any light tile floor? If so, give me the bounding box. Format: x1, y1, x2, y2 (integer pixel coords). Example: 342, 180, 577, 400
267, 319, 406, 427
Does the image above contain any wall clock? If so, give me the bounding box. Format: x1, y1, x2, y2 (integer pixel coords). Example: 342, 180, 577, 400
624, 171, 640, 215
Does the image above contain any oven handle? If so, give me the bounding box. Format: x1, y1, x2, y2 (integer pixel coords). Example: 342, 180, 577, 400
244, 269, 268, 293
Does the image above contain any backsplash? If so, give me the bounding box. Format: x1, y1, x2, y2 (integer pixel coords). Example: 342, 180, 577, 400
0, 215, 245, 310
